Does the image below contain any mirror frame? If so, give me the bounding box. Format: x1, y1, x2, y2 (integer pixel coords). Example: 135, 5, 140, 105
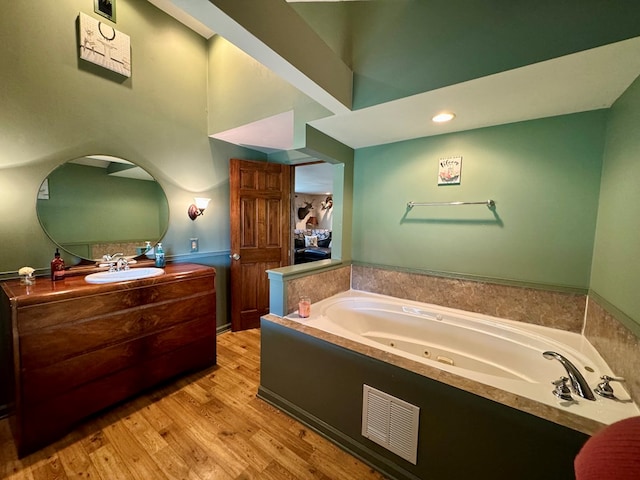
36, 155, 170, 262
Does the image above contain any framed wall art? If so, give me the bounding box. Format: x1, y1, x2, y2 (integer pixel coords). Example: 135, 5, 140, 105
94, 0, 116, 22
438, 156, 462, 185
78, 12, 131, 77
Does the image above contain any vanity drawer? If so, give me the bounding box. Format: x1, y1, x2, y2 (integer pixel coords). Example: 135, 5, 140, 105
20, 292, 214, 370
21, 315, 216, 403
17, 276, 215, 333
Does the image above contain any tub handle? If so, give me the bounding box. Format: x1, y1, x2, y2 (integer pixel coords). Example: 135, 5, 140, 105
551, 377, 573, 401
594, 375, 626, 399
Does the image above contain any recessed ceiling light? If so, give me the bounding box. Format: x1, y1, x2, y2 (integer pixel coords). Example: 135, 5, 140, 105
432, 112, 456, 123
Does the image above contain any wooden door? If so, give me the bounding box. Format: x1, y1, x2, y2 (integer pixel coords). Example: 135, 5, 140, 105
229, 159, 291, 331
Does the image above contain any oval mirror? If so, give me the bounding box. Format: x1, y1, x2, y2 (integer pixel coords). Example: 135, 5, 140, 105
36, 155, 170, 261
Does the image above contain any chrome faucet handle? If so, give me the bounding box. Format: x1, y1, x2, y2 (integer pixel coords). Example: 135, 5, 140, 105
594, 375, 625, 399
552, 377, 573, 401
116, 257, 130, 271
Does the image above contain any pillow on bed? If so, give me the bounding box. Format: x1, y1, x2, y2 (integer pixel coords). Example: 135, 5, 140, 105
318, 237, 331, 248
304, 235, 318, 247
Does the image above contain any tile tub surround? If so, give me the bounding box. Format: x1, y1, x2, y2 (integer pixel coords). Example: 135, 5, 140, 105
352, 264, 586, 333
286, 265, 351, 314
585, 297, 640, 407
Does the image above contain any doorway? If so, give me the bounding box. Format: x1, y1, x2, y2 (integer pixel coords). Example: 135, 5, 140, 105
293, 162, 334, 265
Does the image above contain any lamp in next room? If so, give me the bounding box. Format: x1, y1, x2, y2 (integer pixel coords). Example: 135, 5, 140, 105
188, 197, 211, 220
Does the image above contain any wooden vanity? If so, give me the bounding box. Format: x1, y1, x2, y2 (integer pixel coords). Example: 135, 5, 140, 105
0, 263, 216, 456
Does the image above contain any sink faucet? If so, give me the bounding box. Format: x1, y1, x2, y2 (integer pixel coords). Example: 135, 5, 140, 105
116, 256, 129, 271
102, 253, 126, 272
543, 351, 596, 401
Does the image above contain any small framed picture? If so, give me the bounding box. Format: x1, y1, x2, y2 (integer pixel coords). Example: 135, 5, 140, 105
438, 156, 462, 185
79, 12, 131, 77
94, 0, 116, 23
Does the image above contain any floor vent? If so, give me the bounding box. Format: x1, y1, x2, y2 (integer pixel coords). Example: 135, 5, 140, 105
361, 384, 419, 465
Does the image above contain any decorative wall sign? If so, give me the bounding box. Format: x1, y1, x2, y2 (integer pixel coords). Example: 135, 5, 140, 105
94, 0, 116, 22
438, 156, 462, 185
78, 12, 130, 77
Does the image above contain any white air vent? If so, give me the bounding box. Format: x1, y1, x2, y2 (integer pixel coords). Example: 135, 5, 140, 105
361, 385, 419, 464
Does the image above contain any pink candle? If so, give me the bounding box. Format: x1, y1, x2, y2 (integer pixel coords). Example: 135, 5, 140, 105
298, 296, 311, 318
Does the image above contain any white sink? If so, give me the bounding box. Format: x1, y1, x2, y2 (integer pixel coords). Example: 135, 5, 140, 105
85, 267, 165, 284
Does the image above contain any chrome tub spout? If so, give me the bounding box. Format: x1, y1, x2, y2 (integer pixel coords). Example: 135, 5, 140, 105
543, 351, 596, 401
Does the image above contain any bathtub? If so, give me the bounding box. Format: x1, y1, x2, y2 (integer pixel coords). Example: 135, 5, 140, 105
286, 290, 639, 428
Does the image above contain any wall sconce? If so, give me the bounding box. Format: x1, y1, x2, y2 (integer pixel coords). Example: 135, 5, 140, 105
188, 197, 211, 220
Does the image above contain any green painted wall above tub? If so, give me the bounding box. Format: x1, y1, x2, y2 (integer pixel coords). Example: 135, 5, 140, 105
352, 111, 607, 290
591, 74, 640, 326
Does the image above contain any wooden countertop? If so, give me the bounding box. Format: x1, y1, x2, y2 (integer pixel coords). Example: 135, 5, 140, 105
1, 263, 215, 307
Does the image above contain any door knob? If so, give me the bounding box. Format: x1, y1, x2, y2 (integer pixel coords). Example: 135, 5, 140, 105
230, 253, 240, 261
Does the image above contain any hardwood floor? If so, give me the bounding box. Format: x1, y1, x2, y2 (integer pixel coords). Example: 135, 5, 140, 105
0, 329, 387, 480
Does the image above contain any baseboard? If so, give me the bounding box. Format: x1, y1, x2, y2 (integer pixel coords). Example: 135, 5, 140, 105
257, 386, 420, 480
216, 323, 231, 335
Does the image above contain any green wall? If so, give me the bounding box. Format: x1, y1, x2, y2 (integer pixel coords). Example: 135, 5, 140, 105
0, 1, 262, 327
590, 75, 640, 329
207, 35, 332, 148
352, 111, 607, 290
0, 0, 204, 269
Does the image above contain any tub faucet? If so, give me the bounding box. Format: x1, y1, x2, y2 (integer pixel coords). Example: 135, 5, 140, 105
543, 351, 596, 401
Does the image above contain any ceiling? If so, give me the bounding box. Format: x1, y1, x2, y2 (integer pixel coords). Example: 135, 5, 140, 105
309, 38, 640, 149
294, 162, 334, 195
71, 156, 156, 181
146, 1, 640, 191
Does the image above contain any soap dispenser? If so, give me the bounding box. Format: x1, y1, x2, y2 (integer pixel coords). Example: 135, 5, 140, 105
144, 241, 154, 259
51, 248, 65, 281
155, 242, 165, 268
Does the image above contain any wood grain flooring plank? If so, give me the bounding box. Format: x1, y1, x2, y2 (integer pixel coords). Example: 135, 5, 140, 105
29, 453, 68, 480
137, 400, 176, 434
155, 423, 233, 480
121, 410, 169, 455
101, 421, 170, 480
149, 445, 204, 480
248, 429, 325, 480
0, 440, 35, 480
184, 423, 249, 478
57, 441, 102, 480
285, 421, 384, 480
88, 444, 132, 480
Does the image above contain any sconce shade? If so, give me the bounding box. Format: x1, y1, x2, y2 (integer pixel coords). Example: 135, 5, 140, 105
188, 197, 211, 221
194, 197, 210, 209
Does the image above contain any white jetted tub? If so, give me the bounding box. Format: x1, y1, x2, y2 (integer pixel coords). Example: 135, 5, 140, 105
287, 290, 638, 427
